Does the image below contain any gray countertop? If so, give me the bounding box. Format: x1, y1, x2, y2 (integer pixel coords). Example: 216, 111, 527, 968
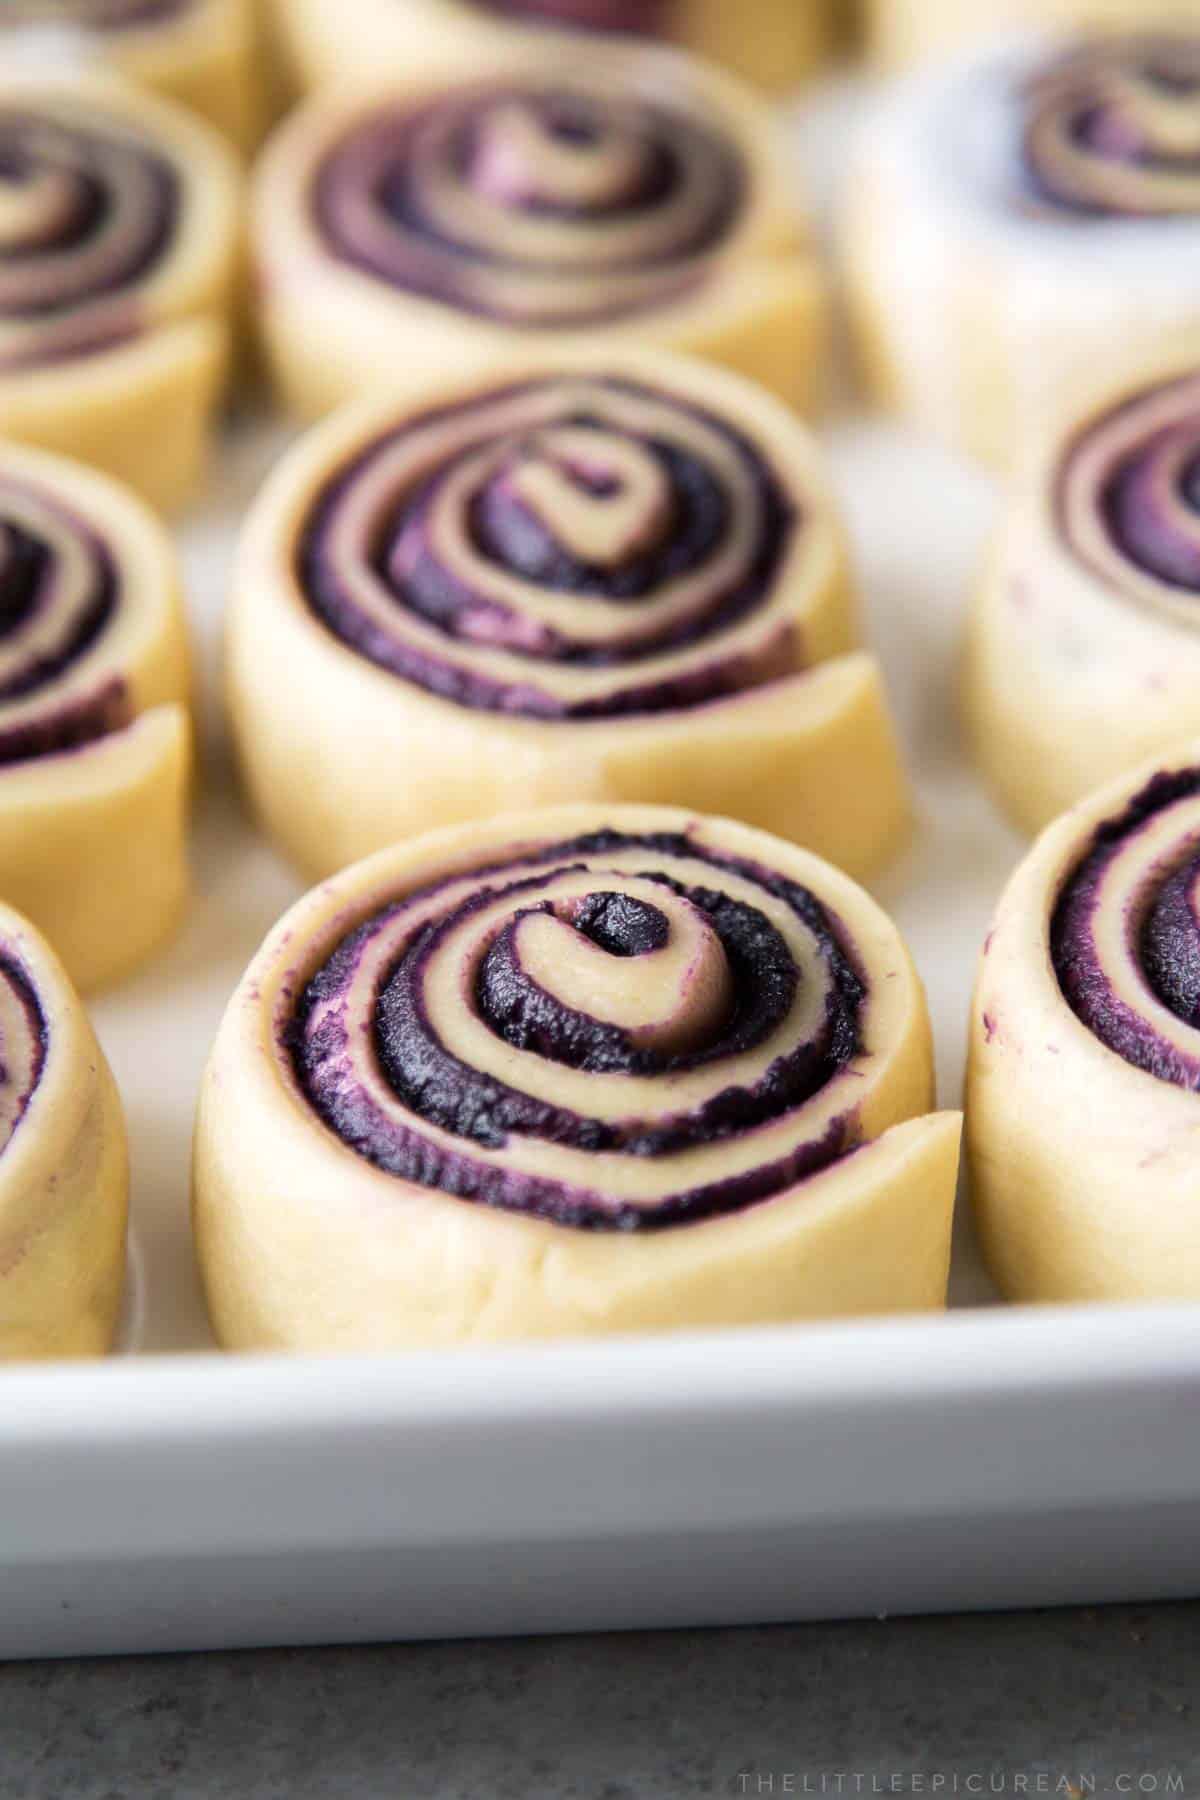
2, 1603, 1196, 1800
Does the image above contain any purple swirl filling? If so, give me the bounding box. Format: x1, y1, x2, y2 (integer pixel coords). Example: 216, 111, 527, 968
0, 481, 129, 762
1052, 767, 1200, 1085
0, 949, 47, 1157
290, 829, 867, 1231
298, 376, 795, 719
1057, 372, 1200, 605
1102, 426, 1200, 590
1019, 38, 1200, 218
472, 0, 665, 33
312, 81, 744, 327
0, 108, 179, 370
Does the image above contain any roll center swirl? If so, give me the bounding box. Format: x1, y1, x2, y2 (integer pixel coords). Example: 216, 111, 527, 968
313, 79, 745, 328
486, 426, 676, 568
300, 375, 795, 719
290, 829, 870, 1231
1060, 372, 1200, 617
477, 884, 734, 1062
468, 96, 650, 212
1020, 37, 1200, 217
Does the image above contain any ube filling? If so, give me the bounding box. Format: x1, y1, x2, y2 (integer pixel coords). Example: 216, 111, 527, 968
288, 830, 869, 1232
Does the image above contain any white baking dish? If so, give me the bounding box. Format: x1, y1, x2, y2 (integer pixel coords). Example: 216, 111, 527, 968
2, 81, 1197, 1659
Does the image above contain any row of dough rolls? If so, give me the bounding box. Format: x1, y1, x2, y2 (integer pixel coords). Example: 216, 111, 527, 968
0, 17, 227, 1363
0, 27, 825, 508
0, 18, 927, 1362
214, 8, 1200, 1341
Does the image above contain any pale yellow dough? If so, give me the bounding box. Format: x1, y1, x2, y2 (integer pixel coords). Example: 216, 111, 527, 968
251, 42, 825, 420
269, 0, 835, 97
194, 803, 961, 1353
966, 347, 1200, 837
228, 348, 911, 882
865, 0, 1200, 68
0, 445, 192, 990
0, 75, 241, 514
95, 0, 261, 149
968, 740, 1200, 1303
2, 0, 263, 147
0, 901, 128, 1361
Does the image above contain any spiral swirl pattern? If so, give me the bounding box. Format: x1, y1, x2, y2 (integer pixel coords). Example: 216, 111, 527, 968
0, 952, 45, 1157
1020, 36, 1200, 217
0, 96, 178, 371
0, 474, 135, 761
1059, 370, 1200, 618
312, 79, 744, 328
298, 374, 803, 718
1051, 767, 1200, 1086
285, 826, 889, 1230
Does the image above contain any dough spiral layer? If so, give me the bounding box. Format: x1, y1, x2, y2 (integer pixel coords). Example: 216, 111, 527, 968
844, 33, 1200, 467
0, 898, 127, 1359
194, 804, 960, 1351
0, 74, 240, 511
0, 1, 260, 148
268, 0, 835, 100
967, 354, 1200, 833
229, 350, 909, 880
970, 743, 1200, 1300
0, 442, 191, 989
251, 42, 823, 418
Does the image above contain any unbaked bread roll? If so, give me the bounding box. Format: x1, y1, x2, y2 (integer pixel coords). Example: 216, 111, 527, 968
228, 349, 910, 882
968, 352, 1200, 835
866, 1, 1200, 69
0, 2, 261, 148
251, 41, 823, 419
0, 73, 241, 512
844, 33, 1200, 467
0, 898, 127, 1360
970, 741, 1200, 1301
270, 0, 834, 99
0, 442, 191, 989
195, 804, 961, 1352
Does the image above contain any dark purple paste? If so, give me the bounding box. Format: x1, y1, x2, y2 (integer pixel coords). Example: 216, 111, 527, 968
0, 949, 48, 1148
1051, 766, 1200, 1084
471, 0, 665, 34
0, 482, 129, 761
